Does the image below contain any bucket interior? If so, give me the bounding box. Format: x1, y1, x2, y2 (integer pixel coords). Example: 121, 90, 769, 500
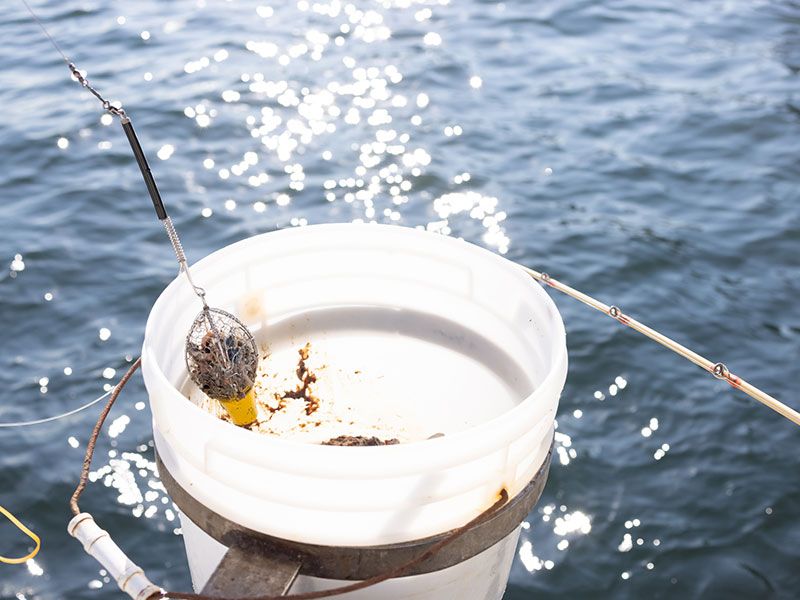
185, 303, 537, 443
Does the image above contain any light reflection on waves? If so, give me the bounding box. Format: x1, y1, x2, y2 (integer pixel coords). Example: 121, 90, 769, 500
516, 373, 669, 582
136, 0, 514, 255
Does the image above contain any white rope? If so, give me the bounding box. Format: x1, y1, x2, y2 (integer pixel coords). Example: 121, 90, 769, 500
0, 390, 112, 428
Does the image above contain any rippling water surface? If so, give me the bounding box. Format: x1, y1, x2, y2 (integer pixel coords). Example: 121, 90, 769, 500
1, 1, 799, 598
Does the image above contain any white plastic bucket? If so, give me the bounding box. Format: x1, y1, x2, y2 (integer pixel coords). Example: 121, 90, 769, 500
142, 224, 567, 599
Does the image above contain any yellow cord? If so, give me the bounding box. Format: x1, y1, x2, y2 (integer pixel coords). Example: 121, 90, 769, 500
0, 504, 41, 565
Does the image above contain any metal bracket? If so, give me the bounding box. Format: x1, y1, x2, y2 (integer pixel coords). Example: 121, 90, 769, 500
157, 442, 552, 585
201, 539, 302, 597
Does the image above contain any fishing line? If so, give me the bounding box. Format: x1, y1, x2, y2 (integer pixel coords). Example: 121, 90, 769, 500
0, 389, 111, 428
20, 0, 69, 63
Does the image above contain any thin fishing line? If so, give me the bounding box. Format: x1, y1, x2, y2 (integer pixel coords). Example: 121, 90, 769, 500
19, 0, 70, 64
19, 0, 126, 115
0, 390, 111, 428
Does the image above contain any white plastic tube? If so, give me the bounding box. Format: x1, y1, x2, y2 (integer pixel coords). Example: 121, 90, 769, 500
68, 513, 162, 600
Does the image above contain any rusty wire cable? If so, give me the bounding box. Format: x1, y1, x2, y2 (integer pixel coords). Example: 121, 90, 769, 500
69, 358, 141, 517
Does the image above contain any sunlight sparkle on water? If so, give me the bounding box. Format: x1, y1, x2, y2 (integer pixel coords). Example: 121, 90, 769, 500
654, 443, 671, 460
157, 145, 174, 160
415, 8, 432, 21
518, 540, 544, 572
256, 5, 274, 18
184, 56, 210, 74
111, 0, 513, 277
222, 90, 241, 103
553, 510, 592, 536
423, 32, 442, 46
642, 417, 660, 439
26, 558, 43, 577
431, 191, 510, 253
9, 254, 24, 274
107, 416, 130, 439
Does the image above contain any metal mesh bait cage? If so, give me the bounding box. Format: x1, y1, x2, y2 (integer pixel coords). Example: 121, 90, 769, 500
185, 308, 259, 401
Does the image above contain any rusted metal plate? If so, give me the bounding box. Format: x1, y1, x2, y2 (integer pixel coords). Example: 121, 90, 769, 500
157, 441, 552, 580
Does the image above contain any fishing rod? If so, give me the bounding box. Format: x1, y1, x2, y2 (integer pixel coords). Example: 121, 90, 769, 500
21, 0, 261, 429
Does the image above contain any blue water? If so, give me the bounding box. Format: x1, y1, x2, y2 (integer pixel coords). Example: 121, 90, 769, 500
1, 0, 799, 598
